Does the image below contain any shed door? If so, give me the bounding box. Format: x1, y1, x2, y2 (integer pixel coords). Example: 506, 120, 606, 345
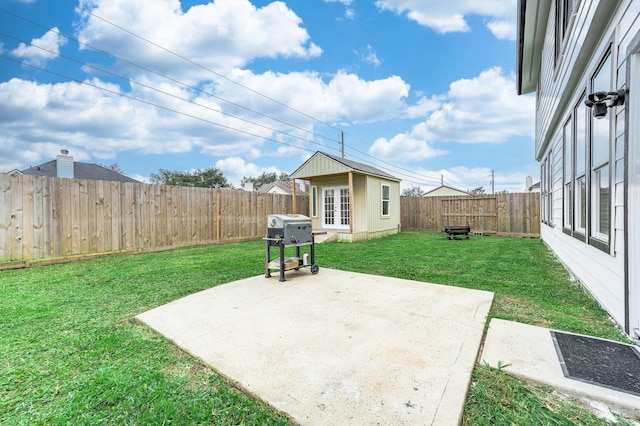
323, 187, 350, 229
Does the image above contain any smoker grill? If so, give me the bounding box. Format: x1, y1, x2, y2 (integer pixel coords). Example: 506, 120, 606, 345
264, 214, 319, 281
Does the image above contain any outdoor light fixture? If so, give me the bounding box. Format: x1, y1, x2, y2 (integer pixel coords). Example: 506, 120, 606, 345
584, 89, 626, 119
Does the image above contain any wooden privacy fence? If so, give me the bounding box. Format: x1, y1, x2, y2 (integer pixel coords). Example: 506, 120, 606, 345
400, 193, 540, 237
0, 173, 308, 263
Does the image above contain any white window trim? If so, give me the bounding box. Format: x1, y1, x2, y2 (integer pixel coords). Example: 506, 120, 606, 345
311, 186, 318, 217
381, 184, 390, 218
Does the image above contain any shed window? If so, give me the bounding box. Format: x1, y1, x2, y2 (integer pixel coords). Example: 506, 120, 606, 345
381, 184, 390, 217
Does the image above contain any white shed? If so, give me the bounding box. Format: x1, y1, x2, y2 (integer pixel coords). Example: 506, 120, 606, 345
291, 151, 401, 242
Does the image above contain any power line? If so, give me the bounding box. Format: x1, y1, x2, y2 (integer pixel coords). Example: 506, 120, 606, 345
51, 2, 461, 185
0, 53, 321, 156
0, 31, 336, 151
63, 0, 344, 133
1, 5, 469, 187
0, 7, 342, 146
341, 133, 469, 191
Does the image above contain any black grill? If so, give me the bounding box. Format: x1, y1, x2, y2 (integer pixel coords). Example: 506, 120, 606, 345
264, 214, 319, 281
266, 214, 313, 246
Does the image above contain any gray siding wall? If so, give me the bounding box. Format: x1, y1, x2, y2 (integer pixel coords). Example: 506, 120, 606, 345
535, 0, 639, 329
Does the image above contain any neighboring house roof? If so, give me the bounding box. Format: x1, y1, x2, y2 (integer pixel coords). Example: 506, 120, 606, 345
422, 185, 471, 197
21, 160, 139, 183
290, 151, 400, 181
257, 180, 305, 195
528, 181, 541, 192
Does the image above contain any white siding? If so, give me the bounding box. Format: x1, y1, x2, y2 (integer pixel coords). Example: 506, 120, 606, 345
535, 1, 620, 159
541, 225, 626, 326
532, 0, 639, 332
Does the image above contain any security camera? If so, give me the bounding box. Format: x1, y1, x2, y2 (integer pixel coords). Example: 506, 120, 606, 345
584, 89, 627, 119
592, 102, 608, 119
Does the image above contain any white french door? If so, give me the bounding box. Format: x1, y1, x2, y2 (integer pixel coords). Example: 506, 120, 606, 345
322, 186, 350, 230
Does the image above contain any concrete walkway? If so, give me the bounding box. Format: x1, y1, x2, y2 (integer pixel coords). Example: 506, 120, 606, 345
481, 319, 640, 420
137, 268, 494, 425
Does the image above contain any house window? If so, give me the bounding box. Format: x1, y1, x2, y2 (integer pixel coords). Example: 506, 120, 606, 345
541, 152, 553, 225
541, 160, 547, 224
563, 116, 573, 230
381, 184, 390, 217
560, 47, 613, 251
554, 0, 579, 66
311, 186, 318, 217
574, 93, 587, 236
589, 49, 612, 245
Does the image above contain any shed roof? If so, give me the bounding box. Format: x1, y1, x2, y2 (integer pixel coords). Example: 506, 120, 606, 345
21, 160, 139, 183
291, 151, 399, 182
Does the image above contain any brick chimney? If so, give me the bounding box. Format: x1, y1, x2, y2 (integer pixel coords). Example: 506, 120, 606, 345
56, 149, 74, 178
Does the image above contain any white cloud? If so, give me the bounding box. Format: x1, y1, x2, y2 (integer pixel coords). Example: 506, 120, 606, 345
215, 68, 410, 124
355, 45, 382, 67
448, 165, 530, 193
374, 0, 516, 40
370, 133, 447, 161
10, 28, 67, 66
324, 0, 355, 19
370, 67, 534, 162
76, 0, 322, 79
214, 156, 282, 187
402, 165, 529, 194
403, 95, 442, 118
417, 67, 534, 143
0, 63, 412, 170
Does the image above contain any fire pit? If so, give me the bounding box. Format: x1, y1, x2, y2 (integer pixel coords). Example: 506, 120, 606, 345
444, 225, 471, 240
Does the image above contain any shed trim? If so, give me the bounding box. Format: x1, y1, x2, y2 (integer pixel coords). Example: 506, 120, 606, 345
291, 151, 400, 182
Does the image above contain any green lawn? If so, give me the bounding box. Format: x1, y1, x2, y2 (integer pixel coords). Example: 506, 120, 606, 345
0, 232, 633, 425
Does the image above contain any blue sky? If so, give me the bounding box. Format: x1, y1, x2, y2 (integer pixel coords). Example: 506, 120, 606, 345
0, 0, 536, 192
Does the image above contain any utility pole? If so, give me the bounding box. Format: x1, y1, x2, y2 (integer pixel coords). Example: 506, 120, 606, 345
491, 170, 495, 194
341, 132, 345, 158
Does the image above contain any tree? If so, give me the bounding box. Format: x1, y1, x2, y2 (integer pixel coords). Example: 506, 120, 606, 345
401, 186, 425, 197
241, 171, 290, 191
99, 163, 124, 174
470, 186, 486, 195
149, 167, 230, 188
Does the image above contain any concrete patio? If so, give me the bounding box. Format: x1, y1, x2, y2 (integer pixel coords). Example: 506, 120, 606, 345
137, 267, 640, 424
137, 268, 494, 425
